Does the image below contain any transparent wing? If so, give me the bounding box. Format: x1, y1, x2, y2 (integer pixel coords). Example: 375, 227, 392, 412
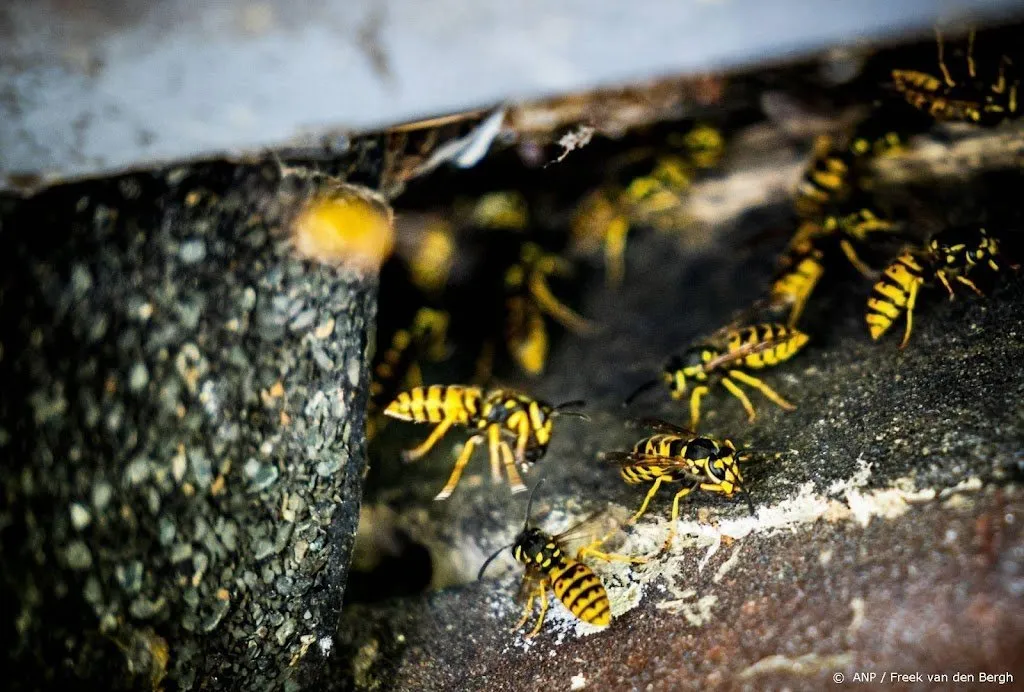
603, 450, 706, 481
514, 568, 545, 605
703, 335, 794, 371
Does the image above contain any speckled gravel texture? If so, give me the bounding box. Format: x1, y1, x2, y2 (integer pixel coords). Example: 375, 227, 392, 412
334, 135, 1024, 689
1, 151, 382, 690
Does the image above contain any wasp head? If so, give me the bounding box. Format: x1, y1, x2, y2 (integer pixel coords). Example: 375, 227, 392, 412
512, 527, 552, 566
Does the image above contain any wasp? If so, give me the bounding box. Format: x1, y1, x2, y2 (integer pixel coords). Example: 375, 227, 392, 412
478, 483, 640, 637
892, 29, 1019, 126
571, 123, 725, 286
626, 323, 808, 430
504, 242, 598, 375
384, 386, 587, 500
866, 225, 1007, 348
751, 247, 827, 328
367, 307, 450, 439
793, 125, 905, 221
784, 208, 902, 278
603, 419, 754, 552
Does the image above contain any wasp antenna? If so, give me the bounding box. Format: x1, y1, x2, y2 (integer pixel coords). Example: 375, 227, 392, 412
741, 446, 790, 457
623, 378, 660, 407
523, 478, 545, 530
477, 543, 514, 581
552, 400, 589, 421
553, 399, 586, 411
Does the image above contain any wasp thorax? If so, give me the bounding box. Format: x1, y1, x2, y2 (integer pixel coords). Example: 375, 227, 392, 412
683, 437, 719, 460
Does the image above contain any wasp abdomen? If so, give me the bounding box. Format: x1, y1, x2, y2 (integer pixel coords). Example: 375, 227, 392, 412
549, 560, 611, 627
866, 254, 925, 341
385, 384, 481, 424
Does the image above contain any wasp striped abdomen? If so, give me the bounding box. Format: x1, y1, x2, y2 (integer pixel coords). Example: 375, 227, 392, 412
866, 254, 925, 348
769, 250, 825, 327
724, 324, 808, 369
385, 384, 481, 425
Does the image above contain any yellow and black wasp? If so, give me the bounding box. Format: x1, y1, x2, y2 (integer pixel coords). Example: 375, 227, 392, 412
792, 121, 906, 221
478, 483, 639, 637
626, 323, 809, 430
866, 225, 1009, 348
384, 386, 587, 500
603, 419, 754, 552
892, 29, 1020, 126
571, 123, 725, 286
504, 242, 599, 376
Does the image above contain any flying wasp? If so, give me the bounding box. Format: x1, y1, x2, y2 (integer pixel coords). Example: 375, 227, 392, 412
626, 323, 809, 430
504, 242, 599, 376
571, 123, 725, 286
478, 483, 641, 637
892, 29, 1019, 126
866, 225, 1008, 348
603, 419, 755, 553
384, 386, 587, 500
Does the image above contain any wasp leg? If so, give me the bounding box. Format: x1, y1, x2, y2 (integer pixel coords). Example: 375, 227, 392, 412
899, 279, 922, 350
514, 417, 530, 464
629, 476, 666, 524
661, 484, 698, 554
403, 418, 455, 462
576, 536, 648, 565
935, 269, 956, 300
786, 293, 810, 329
526, 584, 550, 638
499, 439, 526, 494
721, 377, 758, 422
514, 585, 539, 632
839, 239, 875, 278
434, 433, 483, 501
967, 28, 977, 80
486, 425, 503, 484
955, 274, 986, 297
689, 385, 710, 431
936, 28, 956, 88
729, 370, 797, 413
529, 271, 598, 335
605, 215, 630, 288
700, 480, 755, 515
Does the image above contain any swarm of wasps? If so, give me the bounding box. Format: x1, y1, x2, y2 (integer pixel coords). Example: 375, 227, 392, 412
366, 27, 1021, 638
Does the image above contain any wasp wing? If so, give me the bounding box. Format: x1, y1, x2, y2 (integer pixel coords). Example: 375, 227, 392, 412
703, 332, 798, 371
514, 567, 546, 605
603, 451, 707, 482
541, 510, 635, 558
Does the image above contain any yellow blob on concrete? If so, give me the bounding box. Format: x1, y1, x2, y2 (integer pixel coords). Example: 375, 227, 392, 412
292, 184, 395, 271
